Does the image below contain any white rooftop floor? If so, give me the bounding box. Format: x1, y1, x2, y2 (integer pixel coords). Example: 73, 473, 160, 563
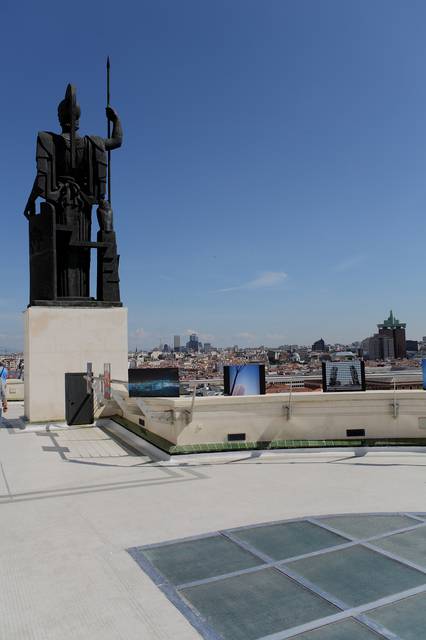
1, 401, 426, 639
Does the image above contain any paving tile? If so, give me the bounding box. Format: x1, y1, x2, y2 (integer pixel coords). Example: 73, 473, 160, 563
317, 514, 416, 539
372, 525, 426, 568
293, 618, 381, 639
181, 568, 338, 640
232, 520, 349, 561
288, 545, 426, 607
142, 535, 263, 585
367, 592, 426, 639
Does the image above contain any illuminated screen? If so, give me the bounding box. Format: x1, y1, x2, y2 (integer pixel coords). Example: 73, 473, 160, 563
128, 368, 180, 398
422, 359, 426, 390
224, 364, 266, 396
322, 361, 366, 392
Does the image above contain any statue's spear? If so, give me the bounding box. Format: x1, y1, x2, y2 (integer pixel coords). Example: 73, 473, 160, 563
107, 56, 111, 203
69, 84, 76, 170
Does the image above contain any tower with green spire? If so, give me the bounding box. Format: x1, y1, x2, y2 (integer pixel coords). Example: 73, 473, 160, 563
377, 310, 406, 358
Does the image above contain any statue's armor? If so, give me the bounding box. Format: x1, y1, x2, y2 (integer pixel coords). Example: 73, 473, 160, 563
36, 132, 107, 204
35, 132, 108, 298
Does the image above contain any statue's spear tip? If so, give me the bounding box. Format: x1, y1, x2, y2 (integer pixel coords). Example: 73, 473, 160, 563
107, 56, 110, 68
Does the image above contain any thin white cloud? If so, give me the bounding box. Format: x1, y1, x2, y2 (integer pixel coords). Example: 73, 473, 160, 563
235, 332, 256, 341
266, 333, 287, 342
334, 255, 365, 273
133, 327, 149, 339
217, 271, 288, 293
200, 333, 215, 342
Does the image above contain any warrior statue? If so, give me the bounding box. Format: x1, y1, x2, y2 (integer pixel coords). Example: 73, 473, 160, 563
24, 82, 123, 306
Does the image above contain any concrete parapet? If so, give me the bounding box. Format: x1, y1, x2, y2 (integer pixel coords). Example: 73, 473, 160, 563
113, 389, 426, 447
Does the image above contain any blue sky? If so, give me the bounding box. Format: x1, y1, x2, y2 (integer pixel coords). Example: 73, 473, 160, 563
1, 0, 426, 350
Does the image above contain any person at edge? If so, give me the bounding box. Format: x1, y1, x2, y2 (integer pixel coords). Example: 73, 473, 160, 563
0, 377, 7, 423
0, 361, 7, 384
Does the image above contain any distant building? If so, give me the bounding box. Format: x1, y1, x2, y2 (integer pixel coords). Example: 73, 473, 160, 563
312, 338, 325, 352
267, 350, 279, 364
406, 340, 418, 352
330, 351, 356, 361
362, 334, 394, 360
187, 333, 200, 352
298, 347, 309, 361
174, 335, 181, 352
203, 343, 212, 353
377, 310, 406, 359
367, 377, 423, 391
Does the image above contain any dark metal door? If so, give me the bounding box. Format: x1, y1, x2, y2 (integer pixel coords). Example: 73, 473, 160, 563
65, 373, 94, 426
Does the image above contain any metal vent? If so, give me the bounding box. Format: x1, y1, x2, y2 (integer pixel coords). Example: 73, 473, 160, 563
346, 428, 365, 437
227, 433, 246, 442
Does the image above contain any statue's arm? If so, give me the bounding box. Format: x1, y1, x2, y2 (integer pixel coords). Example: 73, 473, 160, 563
104, 107, 123, 150
23, 177, 41, 219
23, 132, 61, 218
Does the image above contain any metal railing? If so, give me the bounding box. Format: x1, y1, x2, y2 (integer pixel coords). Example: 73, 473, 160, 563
84, 362, 423, 425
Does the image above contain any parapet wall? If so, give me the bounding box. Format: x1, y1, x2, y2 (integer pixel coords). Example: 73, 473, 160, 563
113, 389, 426, 447
5, 379, 24, 401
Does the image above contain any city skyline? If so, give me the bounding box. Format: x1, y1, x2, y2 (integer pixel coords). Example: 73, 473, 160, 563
131, 310, 418, 352
1, 308, 422, 353
3, 2, 426, 348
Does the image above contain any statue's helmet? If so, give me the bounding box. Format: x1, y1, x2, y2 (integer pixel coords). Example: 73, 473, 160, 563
58, 84, 81, 129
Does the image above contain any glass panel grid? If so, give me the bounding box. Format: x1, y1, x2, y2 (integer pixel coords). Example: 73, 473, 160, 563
292, 618, 382, 639
372, 526, 426, 568
366, 592, 426, 639
287, 544, 426, 607
128, 514, 426, 640
231, 520, 350, 561
315, 514, 419, 539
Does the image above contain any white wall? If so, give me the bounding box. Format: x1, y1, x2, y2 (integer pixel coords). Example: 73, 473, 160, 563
25, 307, 128, 422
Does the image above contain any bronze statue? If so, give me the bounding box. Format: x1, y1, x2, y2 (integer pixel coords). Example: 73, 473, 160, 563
24, 72, 123, 307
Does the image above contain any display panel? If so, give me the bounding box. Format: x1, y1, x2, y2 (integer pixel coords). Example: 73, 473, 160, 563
224, 364, 266, 396
322, 360, 366, 392
128, 367, 180, 397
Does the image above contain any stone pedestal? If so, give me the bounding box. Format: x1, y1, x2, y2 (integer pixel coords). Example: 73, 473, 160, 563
24, 306, 128, 422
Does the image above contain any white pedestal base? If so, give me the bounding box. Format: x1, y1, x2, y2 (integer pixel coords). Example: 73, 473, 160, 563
24, 306, 128, 422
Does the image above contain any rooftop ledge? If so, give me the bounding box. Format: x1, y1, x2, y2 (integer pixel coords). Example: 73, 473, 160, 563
108, 387, 426, 453
133, 388, 425, 408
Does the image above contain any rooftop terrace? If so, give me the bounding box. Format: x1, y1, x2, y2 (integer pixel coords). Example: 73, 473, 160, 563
2, 400, 426, 639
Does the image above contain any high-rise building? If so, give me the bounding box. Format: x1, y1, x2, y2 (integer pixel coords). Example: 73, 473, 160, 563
173, 335, 180, 352
362, 334, 394, 360
187, 333, 200, 352
377, 310, 406, 359
312, 338, 325, 352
